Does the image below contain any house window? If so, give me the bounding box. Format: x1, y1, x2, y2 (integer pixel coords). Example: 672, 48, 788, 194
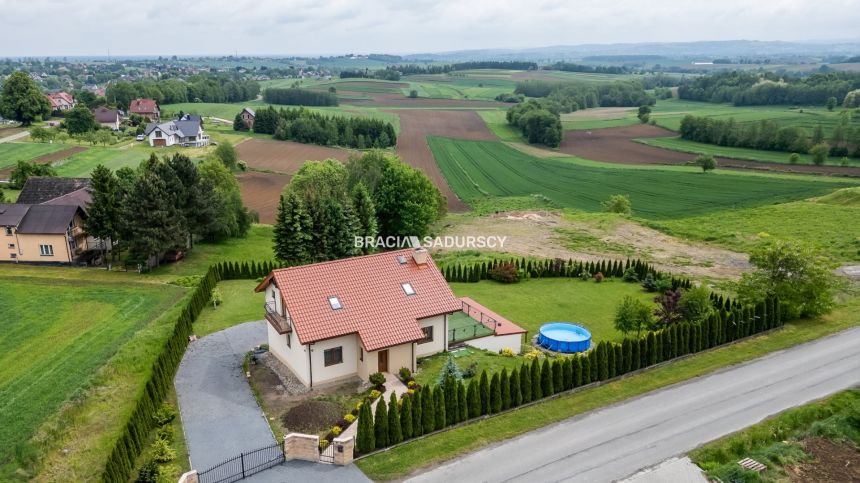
69, 238, 77, 250
359, 348, 363, 362
286, 331, 291, 348
154, 131, 162, 138
328, 296, 342, 310
419, 326, 433, 344
402, 283, 416, 296
7, 243, 14, 249
4, 227, 11, 236
10, 253, 16, 259
39, 244, 54, 256
324, 347, 343, 366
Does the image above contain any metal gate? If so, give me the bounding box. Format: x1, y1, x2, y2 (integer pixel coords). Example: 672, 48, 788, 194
319, 442, 335, 464
198, 441, 285, 483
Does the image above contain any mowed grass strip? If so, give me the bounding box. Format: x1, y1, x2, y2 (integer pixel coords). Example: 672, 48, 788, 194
0, 275, 184, 466
428, 137, 854, 219
0, 143, 73, 169
637, 136, 856, 167
356, 297, 860, 480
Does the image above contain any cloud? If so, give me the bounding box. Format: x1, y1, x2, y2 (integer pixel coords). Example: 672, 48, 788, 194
0, 0, 858, 56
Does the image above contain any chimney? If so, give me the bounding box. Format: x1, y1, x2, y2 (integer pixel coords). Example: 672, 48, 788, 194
412, 247, 428, 265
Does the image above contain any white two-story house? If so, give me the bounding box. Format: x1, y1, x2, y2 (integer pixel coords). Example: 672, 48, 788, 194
144, 116, 209, 147
255, 248, 461, 388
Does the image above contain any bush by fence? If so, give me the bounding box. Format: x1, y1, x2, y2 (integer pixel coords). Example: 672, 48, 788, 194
100, 266, 220, 482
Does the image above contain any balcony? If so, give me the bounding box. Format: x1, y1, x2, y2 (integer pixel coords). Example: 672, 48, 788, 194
70, 226, 84, 236
265, 302, 292, 334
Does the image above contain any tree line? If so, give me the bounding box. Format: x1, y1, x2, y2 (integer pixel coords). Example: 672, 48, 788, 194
86, 153, 251, 266
262, 87, 339, 106
356, 290, 786, 455
679, 114, 860, 158
506, 99, 563, 147
273, 152, 445, 264
514, 80, 654, 112
546, 62, 627, 74
678, 71, 860, 106
238, 106, 397, 149
105, 74, 260, 107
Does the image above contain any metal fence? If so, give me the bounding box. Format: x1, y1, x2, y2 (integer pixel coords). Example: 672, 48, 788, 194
197, 442, 285, 483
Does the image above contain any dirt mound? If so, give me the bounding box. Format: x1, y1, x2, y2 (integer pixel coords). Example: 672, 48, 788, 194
437, 210, 750, 279
236, 138, 352, 174
281, 400, 345, 434
390, 109, 497, 213
788, 438, 860, 482
237, 171, 292, 224
559, 124, 860, 177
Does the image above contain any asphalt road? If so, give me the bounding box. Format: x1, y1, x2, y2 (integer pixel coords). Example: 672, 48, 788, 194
408, 327, 860, 483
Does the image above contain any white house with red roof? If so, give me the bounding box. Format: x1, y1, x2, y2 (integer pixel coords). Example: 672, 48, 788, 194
255, 248, 462, 387
46, 92, 75, 111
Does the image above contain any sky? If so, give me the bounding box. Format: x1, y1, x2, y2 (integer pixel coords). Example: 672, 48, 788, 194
1, 0, 859, 57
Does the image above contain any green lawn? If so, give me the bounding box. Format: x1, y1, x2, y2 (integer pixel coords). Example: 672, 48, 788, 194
477, 110, 525, 142
52, 145, 159, 177
356, 296, 860, 480
195, 280, 264, 337
415, 347, 529, 387
637, 136, 857, 167
3, 188, 20, 202
0, 270, 185, 479
153, 224, 275, 277
429, 137, 855, 220
0, 143, 73, 169
451, 278, 652, 344
646, 188, 860, 262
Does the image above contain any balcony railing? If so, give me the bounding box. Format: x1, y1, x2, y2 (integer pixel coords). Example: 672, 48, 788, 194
265, 302, 292, 334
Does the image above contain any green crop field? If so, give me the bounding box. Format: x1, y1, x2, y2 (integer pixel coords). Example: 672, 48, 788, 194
477, 110, 524, 142
0, 143, 73, 169
636, 136, 858, 167
0, 273, 184, 470
428, 137, 855, 219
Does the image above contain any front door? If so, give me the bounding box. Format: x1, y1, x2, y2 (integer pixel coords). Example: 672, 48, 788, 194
378, 349, 388, 373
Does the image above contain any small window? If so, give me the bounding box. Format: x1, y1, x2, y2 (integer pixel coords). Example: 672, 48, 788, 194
324, 347, 343, 366
286, 331, 291, 348
39, 244, 54, 256
10, 253, 16, 259
419, 326, 433, 344
4, 227, 11, 236
7, 243, 14, 249
402, 283, 416, 296
328, 296, 342, 310
397, 255, 407, 265
359, 347, 363, 362
154, 130, 162, 138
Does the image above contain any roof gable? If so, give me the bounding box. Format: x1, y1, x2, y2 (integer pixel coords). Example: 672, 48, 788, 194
16, 204, 83, 234
17, 177, 91, 205
258, 249, 460, 351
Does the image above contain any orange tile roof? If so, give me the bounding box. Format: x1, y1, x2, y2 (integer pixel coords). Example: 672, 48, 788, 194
257, 249, 461, 351
460, 296, 527, 336
129, 98, 158, 114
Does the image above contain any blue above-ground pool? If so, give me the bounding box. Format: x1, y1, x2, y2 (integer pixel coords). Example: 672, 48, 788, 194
538, 323, 592, 353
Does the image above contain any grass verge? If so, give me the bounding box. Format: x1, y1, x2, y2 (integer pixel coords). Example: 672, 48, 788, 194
355, 297, 860, 480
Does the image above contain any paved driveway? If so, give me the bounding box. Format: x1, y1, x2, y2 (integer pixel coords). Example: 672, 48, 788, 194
175, 321, 274, 470
408, 327, 860, 483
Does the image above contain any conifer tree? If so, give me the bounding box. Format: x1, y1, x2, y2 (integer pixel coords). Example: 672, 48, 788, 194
421, 386, 434, 435
614, 344, 624, 376
562, 358, 573, 390
607, 343, 616, 378
457, 383, 468, 422
467, 380, 481, 418
443, 375, 458, 426
400, 394, 413, 440
356, 399, 375, 453
500, 368, 511, 410
388, 392, 402, 445
510, 368, 522, 407
581, 354, 592, 385
552, 359, 564, 393
540, 359, 552, 396
573, 356, 583, 387
374, 397, 389, 449
490, 373, 502, 413
597, 342, 609, 381
531, 359, 543, 400
479, 371, 490, 415
649, 332, 659, 365
412, 389, 423, 437
622, 339, 633, 374
273, 191, 312, 264
520, 363, 532, 403
588, 349, 598, 382
433, 386, 446, 430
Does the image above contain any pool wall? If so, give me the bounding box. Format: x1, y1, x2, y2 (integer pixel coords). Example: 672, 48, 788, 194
538, 322, 592, 353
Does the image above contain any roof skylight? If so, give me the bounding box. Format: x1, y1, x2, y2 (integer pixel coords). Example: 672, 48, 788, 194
328, 296, 343, 310
402, 283, 416, 296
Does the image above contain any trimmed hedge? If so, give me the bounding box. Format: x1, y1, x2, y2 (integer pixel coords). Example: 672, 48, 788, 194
357, 293, 786, 457
100, 266, 220, 482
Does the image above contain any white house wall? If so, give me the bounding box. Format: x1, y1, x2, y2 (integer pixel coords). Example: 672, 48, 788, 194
310, 334, 359, 386
267, 322, 310, 385
466, 333, 523, 354
416, 314, 447, 357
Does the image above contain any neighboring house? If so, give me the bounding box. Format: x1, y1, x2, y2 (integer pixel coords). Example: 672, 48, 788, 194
0, 203, 89, 263
93, 107, 123, 130
144, 118, 210, 147
129, 98, 160, 120
255, 248, 462, 388
240, 107, 255, 130
46, 92, 76, 111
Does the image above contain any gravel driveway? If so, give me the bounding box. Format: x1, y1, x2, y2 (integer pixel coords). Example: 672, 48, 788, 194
174, 320, 274, 471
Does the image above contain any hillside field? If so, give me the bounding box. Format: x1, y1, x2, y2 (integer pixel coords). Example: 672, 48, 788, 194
428, 136, 855, 219
0, 143, 73, 169
0, 272, 184, 478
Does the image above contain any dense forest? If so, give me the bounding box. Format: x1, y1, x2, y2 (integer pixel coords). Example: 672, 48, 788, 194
546, 62, 628, 74
679, 113, 860, 158
242, 106, 397, 149
262, 87, 339, 106
678, 71, 860, 106
506, 99, 563, 147
105, 75, 259, 107
514, 80, 654, 112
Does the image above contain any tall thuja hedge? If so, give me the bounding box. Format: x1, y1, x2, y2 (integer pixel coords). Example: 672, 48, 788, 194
101, 266, 219, 482
216, 260, 284, 280
440, 257, 667, 283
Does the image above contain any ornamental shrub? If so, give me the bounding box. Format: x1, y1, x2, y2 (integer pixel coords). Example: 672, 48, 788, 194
374, 397, 389, 448
369, 372, 386, 386
510, 368, 522, 407
388, 393, 402, 444
479, 371, 490, 415
467, 380, 481, 418
490, 373, 502, 413
488, 262, 520, 283
531, 358, 543, 400
400, 395, 413, 439
500, 368, 511, 410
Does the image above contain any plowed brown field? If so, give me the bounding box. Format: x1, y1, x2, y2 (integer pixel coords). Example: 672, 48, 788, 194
236, 138, 352, 174
237, 171, 292, 224
390, 110, 497, 212
559, 124, 860, 177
